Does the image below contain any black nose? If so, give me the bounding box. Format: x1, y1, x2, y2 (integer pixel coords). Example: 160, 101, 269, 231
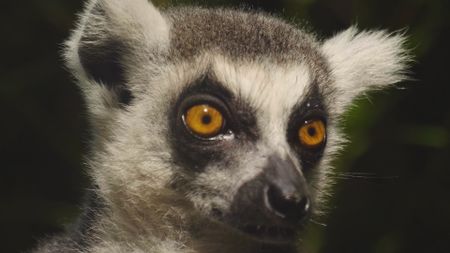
265, 183, 310, 222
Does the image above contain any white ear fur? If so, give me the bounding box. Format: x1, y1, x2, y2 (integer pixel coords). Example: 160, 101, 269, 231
92, 0, 169, 48
322, 27, 410, 113
64, 0, 169, 90
63, 0, 170, 138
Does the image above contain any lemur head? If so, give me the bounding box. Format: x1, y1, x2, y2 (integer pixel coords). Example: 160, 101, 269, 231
65, 0, 409, 246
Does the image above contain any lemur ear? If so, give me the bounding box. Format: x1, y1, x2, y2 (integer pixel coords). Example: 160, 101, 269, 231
321, 27, 410, 114
64, 0, 169, 106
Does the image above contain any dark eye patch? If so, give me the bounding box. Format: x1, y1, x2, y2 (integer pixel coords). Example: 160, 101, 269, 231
286, 84, 328, 172
168, 75, 259, 173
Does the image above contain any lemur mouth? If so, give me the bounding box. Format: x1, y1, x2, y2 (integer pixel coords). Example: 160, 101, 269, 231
238, 224, 297, 243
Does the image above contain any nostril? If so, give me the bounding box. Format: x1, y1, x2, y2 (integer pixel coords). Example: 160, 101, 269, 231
264, 185, 310, 222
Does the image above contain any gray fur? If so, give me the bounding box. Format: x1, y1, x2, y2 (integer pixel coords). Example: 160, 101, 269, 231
33, 0, 410, 252
167, 8, 320, 61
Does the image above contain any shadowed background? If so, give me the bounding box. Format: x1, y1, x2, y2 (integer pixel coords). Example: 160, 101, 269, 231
1, 0, 449, 252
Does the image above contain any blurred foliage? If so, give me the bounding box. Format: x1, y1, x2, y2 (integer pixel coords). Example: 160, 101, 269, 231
0, 0, 449, 253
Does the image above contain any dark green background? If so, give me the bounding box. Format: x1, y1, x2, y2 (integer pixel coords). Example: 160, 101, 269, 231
1, 0, 449, 252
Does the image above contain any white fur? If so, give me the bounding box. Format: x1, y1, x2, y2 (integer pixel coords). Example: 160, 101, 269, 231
322, 27, 409, 114
65, 0, 169, 84
213, 57, 311, 146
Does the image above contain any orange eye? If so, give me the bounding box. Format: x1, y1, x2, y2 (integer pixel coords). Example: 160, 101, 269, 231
183, 104, 224, 138
298, 120, 326, 148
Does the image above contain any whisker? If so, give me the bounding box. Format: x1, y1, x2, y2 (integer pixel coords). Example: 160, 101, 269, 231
309, 218, 327, 227
329, 172, 399, 182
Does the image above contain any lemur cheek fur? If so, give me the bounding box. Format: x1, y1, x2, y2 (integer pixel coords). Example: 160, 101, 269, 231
33, 0, 410, 252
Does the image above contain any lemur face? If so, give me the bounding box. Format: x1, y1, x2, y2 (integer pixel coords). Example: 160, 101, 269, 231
167, 60, 329, 243
65, 0, 409, 246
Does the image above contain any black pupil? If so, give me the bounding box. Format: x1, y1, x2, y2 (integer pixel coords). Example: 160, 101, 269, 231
307, 126, 316, 137
202, 114, 212, 125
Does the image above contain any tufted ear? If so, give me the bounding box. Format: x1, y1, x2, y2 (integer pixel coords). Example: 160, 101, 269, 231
321, 27, 410, 114
64, 0, 169, 106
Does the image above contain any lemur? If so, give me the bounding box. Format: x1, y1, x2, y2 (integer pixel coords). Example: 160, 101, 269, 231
33, 0, 409, 252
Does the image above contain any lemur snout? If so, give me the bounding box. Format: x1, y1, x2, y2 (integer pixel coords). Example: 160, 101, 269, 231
263, 154, 310, 223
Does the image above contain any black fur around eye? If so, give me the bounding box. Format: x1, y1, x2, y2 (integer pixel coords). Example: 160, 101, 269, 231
286, 86, 329, 171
